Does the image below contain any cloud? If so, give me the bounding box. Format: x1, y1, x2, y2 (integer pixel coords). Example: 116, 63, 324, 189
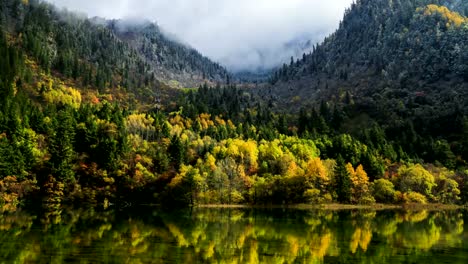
47, 0, 354, 72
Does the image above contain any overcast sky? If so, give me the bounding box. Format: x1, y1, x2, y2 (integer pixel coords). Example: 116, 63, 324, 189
47, 0, 353, 72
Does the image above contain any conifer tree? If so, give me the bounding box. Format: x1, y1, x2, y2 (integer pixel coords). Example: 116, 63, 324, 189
335, 155, 351, 203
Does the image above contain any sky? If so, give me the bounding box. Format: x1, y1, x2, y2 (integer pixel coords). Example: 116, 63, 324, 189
47, 0, 354, 72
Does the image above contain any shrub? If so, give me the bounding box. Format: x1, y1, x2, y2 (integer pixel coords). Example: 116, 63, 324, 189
371, 179, 396, 203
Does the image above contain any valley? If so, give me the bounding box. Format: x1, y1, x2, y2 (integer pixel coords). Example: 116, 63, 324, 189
0, 0, 467, 210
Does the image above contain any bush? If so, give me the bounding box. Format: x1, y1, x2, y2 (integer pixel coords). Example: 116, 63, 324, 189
405, 192, 428, 204
359, 195, 376, 205
371, 179, 396, 203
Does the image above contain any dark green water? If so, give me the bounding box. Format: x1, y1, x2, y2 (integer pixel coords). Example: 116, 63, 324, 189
0, 207, 467, 263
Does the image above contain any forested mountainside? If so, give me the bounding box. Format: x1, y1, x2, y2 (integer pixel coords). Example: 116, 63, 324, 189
107, 19, 230, 87
0, 0, 467, 210
270, 0, 467, 96
0, 0, 228, 95
247, 0, 468, 188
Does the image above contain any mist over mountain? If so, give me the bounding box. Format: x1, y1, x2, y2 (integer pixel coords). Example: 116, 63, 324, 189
47, 0, 354, 72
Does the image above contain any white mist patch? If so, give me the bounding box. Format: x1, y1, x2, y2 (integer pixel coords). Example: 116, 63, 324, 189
47, 0, 353, 72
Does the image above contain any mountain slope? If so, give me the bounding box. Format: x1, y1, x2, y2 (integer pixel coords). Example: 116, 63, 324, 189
250, 0, 468, 168
268, 0, 467, 105
0, 0, 228, 105
106, 19, 230, 87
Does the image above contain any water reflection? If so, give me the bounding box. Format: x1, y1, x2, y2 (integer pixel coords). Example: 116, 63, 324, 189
0, 208, 466, 263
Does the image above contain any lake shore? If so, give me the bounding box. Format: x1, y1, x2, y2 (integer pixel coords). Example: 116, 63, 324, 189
196, 203, 466, 211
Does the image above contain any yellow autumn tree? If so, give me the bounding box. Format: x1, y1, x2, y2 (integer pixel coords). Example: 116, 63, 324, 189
421, 4, 468, 27
347, 164, 373, 204
305, 158, 329, 185
43, 85, 82, 108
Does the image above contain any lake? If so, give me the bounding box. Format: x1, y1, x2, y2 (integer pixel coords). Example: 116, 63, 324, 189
0, 207, 467, 263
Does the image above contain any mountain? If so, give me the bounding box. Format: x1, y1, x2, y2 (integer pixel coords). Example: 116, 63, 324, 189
0, 0, 229, 105
268, 0, 467, 107
245, 0, 468, 169
106, 19, 229, 87
233, 35, 315, 83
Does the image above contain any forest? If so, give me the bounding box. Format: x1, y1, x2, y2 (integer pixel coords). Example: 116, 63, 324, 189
0, 0, 467, 210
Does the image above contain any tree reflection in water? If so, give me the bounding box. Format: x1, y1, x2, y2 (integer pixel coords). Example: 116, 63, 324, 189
0, 207, 466, 263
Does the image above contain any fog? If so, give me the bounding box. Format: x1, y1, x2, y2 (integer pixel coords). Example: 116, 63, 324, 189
47, 0, 354, 72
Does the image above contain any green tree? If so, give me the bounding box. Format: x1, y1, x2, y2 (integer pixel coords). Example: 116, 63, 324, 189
168, 135, 184, 170
48, 109, 76, 183
334, 155, 351, 203
397, 164, 436, 200
371, 179, 396, 203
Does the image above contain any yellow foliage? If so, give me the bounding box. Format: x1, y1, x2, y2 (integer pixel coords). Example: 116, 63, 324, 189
225, 139, 259, 173
43, 86, 82, 108
286, 160, 302, 178
126, 114, 155, 134
97, 119, 118, 136
309, 232, 332, 259
305, 158, 329, 184
214, 116, 226, 126
404, 191, 428, 204
197, 113, 215, 129
169, 115, 185, 129
227, 120, 236, 130
166, 223, 189, 247
135, 162, 155, 180
258, 139, 284, 161
205, 154, 217, 171
421, 4, 468, 27
349, 223, 372, 253
347, 164, 372, 204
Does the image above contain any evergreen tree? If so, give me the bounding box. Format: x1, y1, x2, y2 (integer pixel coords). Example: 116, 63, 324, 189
168, 135, 184, 170
335, 155, 351, 203
48, 109, 76, 183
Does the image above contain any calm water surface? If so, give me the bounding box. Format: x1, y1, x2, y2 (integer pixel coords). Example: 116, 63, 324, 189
0, 207, 467, 263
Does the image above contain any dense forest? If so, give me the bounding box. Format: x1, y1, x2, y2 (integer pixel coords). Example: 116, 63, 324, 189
0, 0, 467, 210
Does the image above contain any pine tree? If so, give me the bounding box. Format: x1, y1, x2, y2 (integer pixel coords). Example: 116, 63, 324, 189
168, 135, 184, 170
335, 155, 351, 203
48, 109, 76, 183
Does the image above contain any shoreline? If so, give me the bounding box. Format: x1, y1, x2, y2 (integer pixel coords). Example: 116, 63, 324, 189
195, 203, 466, 211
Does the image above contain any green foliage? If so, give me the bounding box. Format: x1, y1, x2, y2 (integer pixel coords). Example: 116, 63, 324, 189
334, 156, 351, 203
0, 0, 466, 209
396, 164, 436, 200
168, 135, 185, 170
169, 165, 203, 206
372, 179, 397, 203
48, 108, 76, 183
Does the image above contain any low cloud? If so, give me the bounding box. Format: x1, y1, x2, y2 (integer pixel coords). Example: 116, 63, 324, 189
48, 0, 353, 72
